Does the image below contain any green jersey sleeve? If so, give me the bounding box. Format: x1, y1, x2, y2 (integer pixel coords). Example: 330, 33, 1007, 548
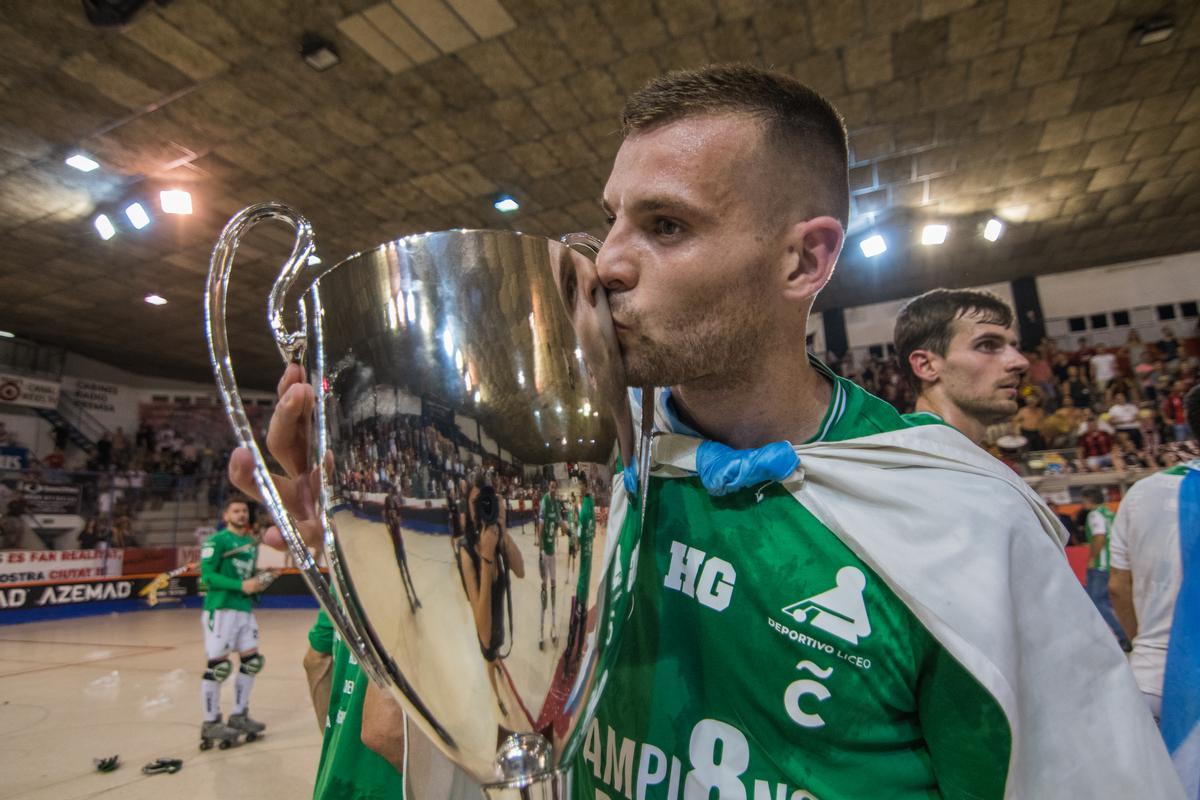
200, 532, 244, 593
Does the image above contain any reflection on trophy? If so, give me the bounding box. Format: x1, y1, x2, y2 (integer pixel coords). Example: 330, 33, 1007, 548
205, 203, 649, 797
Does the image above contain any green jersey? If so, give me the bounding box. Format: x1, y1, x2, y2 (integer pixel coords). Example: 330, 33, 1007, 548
575, 367, 1010, 800
577, 495, 597, 601
199, 527, 258, 612
540, 493, 559, 555
309, 611, 405, 800
1085, 505, 1116, 571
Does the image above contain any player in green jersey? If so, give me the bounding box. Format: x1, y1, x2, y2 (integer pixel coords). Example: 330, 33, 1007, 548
228, 63, 1180, 800
539, 479, 561, 649
306, 611, 406, 799
1082, 486, 1130, 649
894, 289, 1029, 446
571, 63, 1173, 799
198, 498, 271, 747
566, 488, 596, 657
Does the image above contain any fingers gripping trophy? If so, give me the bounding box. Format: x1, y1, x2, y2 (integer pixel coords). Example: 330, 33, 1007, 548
205, 204, 653, 797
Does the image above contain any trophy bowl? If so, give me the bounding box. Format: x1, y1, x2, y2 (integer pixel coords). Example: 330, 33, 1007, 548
205, 203, 648, 797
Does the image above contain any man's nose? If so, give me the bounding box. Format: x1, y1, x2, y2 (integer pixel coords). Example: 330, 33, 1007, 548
1008, 347, 1030, 372
595, 221, 638, 293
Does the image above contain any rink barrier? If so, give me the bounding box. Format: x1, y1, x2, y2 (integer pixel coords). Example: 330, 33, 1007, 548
0, 561, 321, 625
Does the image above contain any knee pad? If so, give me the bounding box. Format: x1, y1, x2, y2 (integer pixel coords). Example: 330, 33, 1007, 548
240, 653, 265, 675
205, 657, 232, 682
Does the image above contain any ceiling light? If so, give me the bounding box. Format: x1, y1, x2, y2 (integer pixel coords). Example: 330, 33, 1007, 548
442, 329, 454, 356
308, 254, 322, 265
921, 224, 948, 246
0, 330, 14, 339
494, 195, 519, 213
159, 189, 192, 215
473, 390, 480, 404
984, 218, 1004, 242
301, 33, 340, 71
145, 294, 167, 306
125, 202, 150, 229
94, 214, 116, 240
860, 234, 887, 258
65, 153, 100, 172
1134, 16, 1174, 46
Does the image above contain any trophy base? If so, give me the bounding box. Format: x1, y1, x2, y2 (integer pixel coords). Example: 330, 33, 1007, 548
482, 770, 567, 799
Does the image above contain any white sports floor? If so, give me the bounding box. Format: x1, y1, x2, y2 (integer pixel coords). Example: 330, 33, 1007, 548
0, 608, 323, 799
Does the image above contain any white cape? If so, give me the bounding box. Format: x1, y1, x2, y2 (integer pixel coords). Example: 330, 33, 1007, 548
650, 424, 1184, 799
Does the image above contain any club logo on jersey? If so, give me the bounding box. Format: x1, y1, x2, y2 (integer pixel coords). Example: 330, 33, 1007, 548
781, 566, 871, 645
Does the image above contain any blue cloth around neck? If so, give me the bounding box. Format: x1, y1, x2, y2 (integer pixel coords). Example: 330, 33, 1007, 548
696, 439, 799, 497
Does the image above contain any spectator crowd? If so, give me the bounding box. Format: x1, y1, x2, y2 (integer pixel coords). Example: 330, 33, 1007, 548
830, 324, 1198, 474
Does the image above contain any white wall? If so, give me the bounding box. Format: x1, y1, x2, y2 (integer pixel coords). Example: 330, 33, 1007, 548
843, 281, 1015, 351
1036, 252, 1200, 319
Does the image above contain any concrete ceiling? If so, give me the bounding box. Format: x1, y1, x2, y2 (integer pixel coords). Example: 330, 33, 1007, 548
1, 0, 1199, 388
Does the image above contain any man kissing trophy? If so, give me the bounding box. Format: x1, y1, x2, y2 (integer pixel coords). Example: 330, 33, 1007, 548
205, 204, 651, 797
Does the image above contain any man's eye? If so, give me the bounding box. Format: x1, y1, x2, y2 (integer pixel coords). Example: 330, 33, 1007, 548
603, 214, 615, 227
653, 218, 681, 236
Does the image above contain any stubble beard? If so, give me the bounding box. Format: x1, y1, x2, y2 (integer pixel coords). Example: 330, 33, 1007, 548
618, 297, 770, 390
955, 389, 1020, 426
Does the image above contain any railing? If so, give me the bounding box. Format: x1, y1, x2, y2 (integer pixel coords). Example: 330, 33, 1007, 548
54, 391, 109, 445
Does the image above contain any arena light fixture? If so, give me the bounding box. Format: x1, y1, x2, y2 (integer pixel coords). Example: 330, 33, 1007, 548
159, 189, 192, 215
494, 195, 519, 213
921, 224, 948, 246
94, 213, 116, 240
984, 218, 1004, 242
860, 234, 887, 258
65, 153, 100, 172
1134, 16, 1174, 46
144, 294, 168, 306
125, 202, 150, 229
301, 33, 340, 71
0, 330, 14, 339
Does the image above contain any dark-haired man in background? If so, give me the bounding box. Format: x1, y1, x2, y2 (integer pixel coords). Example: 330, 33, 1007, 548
894, 288, 1028, 445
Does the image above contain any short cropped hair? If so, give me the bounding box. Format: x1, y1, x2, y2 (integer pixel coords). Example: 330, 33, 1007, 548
224, 496, 250, 511
1185, 384, 1200, 437
621, 64, 850, 228
1081, 487, 1105, 505
894, 289, 1015, 392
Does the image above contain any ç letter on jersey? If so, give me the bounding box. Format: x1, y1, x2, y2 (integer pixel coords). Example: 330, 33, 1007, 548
781, 566, 871, 645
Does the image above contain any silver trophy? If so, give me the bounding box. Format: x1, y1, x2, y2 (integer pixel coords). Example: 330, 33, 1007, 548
205, 203, 651, 798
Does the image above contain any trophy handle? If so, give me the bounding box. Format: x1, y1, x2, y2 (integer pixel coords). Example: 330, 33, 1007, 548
204, 202, 372, 674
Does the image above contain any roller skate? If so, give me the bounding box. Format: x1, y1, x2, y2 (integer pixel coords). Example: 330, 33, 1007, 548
199, 717, 241, 751
227, 711, 266, 742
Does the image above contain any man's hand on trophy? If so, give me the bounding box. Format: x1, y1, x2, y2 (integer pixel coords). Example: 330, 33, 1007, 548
228, 363, 325, 551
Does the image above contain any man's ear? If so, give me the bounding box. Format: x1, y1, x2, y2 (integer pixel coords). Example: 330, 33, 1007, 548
781, 216, 843, 304
908, 349, 940, 384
